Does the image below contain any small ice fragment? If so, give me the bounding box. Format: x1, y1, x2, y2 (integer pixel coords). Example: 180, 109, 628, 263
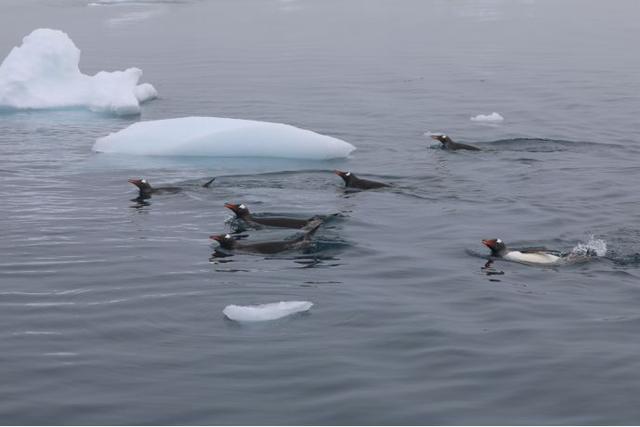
223, 301, 313, 322
470, 112, 504, 122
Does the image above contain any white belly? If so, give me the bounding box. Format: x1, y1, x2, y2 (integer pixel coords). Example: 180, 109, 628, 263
504, 251, 561, 265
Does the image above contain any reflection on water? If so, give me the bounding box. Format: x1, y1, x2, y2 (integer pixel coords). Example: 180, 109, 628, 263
481, 260, 505, 281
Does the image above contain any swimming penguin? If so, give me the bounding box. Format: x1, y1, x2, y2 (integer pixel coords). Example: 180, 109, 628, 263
431, 134, 481, 151
334, 170, 388, 190
482, 238, 563, 265
224, 203, 320, 229
210, 219, 323, 254
128, 177, 215, 199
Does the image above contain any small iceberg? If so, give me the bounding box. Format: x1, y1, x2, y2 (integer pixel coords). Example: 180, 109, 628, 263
93, 117, 356, 159
0, 28, 157, 116
223, 301, 313, 322
471, 112, 504, 122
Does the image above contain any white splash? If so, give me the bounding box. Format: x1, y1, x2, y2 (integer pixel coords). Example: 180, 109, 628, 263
0, 29, 157, 115
471, 112, 504, 122
223, 301, 313, 322
570, 236, 607, 257
93, 117, 356, 159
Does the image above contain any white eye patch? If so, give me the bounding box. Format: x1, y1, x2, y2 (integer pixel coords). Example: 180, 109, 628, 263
345, 172, 351, 176
239, 204, 246, 209
441, 135, 447, 139
497, 239, 502, 244
224, 234, 231, 239
141, 179, 147, 184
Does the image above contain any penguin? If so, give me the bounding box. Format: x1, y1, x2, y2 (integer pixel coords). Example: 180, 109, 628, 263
431, 134, 481, 151
224, 203, 320, 229
128, 177, 215, 199
334, 170, 388, 190
210, 219, 323, 255
482, 238, 563, 265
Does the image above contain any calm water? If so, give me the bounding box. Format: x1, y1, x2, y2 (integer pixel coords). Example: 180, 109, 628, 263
2, 0, 640, 424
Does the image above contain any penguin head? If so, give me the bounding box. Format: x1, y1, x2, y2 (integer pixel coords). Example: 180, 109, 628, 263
128, 178, 152, 194
224, 202, 250, 218
430, 134, 452, 146
482, 238, 507, 256
334, 170, 354, 184
210, 233, 235, 249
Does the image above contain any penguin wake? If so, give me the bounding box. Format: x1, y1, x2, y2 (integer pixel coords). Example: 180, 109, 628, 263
569, 236, 607, 258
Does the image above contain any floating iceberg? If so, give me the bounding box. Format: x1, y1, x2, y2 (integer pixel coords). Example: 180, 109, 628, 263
93, 117, 356, 159
470, 112, 504, 122
0, 29, 157, 116
223, 301, 313, 322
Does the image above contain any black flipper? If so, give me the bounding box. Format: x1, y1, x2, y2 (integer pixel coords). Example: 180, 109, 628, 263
202, 177, 216, 188
302, 218, 323, 239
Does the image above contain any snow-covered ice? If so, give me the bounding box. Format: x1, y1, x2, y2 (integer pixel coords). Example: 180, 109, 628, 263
93, 117, 356, 159
223, 301, 313, 322
470, 112, 504, 122
0, 29, 157, 116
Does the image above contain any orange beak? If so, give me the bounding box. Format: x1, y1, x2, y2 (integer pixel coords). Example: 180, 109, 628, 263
224, 203, 239, 212
482, 239, 497, 249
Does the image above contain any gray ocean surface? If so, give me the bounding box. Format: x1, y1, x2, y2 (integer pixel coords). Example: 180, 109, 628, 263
1, 0, 640, 424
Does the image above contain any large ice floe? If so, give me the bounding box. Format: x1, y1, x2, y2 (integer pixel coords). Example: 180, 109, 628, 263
0, 28, 157, 116
93, 117, 356, 159
223, 301, 313, 322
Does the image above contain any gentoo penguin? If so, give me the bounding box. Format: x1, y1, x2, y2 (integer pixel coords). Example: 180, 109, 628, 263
334, 170, 388, 190
128, 177, 215, 199
431, 134, 481, 151
210, 219, 323, 254
224, 203, 319, 229
482, 238, 562, 265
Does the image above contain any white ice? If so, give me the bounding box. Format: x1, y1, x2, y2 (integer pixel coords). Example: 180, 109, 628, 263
223, 301, 313, 322
93, 117, 356, 159
470, 112, 504, 122
0, 28, 157, 116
